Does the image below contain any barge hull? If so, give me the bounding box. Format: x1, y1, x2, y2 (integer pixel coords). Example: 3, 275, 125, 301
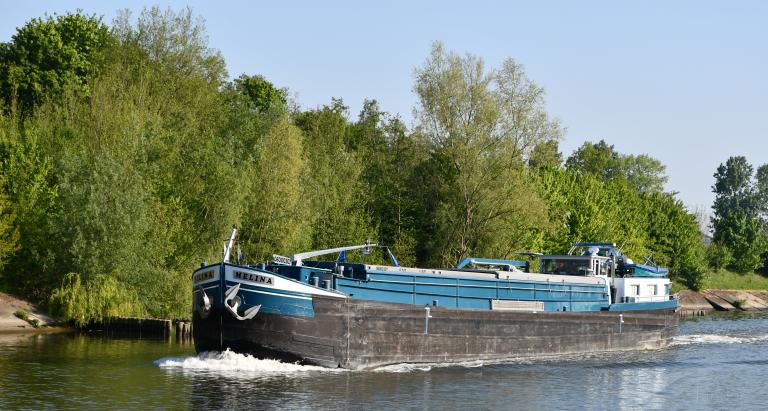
194, 296, 677, 370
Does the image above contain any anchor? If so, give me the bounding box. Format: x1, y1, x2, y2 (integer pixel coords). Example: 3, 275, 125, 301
224, 283, 260, 320
195, 285, 212, 319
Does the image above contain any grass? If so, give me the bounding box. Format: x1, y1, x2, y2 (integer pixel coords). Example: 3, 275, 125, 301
13, 309, 40, 328
672, 269, 768, 292
702, 269, 768, 290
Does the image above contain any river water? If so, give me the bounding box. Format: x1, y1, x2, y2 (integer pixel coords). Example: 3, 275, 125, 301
2, 314, 768, 410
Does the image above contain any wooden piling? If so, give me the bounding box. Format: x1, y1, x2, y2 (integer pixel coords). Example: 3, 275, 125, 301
84, 317, 173, 339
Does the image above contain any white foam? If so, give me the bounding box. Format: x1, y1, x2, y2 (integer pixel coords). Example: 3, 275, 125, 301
672, 333, 768, 346
155, 349, 344, 375
373, 360, 486, 373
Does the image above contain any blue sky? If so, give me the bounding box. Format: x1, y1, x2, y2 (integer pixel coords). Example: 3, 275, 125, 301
2, 1, 766, 214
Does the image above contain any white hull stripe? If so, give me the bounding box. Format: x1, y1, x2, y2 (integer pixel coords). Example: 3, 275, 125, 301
238, 287, 313, 301
194, 284, 219, 293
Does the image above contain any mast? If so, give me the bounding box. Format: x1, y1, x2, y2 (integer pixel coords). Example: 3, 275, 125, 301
223, 224, 237, 263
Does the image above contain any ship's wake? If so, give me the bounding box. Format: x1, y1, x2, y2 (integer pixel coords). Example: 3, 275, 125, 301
156, 333, 768, 375
671, 333, 768, 346
154, 349, 344, 375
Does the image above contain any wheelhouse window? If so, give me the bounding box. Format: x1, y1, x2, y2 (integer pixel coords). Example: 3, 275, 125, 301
540, 258, 593, 276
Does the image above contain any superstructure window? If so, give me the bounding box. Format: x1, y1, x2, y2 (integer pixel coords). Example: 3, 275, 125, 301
630, 285, 640, 295
648, 284, 658, 295
540, 258, 593, 275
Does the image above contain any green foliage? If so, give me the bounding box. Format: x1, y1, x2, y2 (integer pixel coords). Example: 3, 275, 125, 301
111, 6, 226, 85
711, 156, 768, 273
348, 100, 423, 266
534, 167, 706, 289
0, 116, 56, 298
0, 10, 722, 324
412, 42, 558, 265
716, 212, 765, 273
566, 140, 668, 193
528, 140, 563, 169
14, 309, 39, 327
565, 140, 621, 179
0, 6, 234, 321
238, 115, 311, 261
295, 99, 374, 250
49, 272, 145, 326
233, 74, 287, 112
0, 184, 18, 270
13, 309, 28, 321
706, 242, 732, 270
0, 11, 111, 114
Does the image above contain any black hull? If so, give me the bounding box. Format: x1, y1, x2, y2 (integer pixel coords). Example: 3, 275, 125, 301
194, 296, 678, 370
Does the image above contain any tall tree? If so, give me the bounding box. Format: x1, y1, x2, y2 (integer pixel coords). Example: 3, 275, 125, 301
711, 156, 767, 273
295, 99, 373, 250
413, 42, 558, 265
0, 12, 111, 114
348, 100, 425, 265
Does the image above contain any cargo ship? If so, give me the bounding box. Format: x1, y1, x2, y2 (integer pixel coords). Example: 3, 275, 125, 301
192, 226, 677, 369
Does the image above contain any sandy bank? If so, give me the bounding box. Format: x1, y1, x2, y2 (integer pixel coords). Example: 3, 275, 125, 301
0, 292, 68, 334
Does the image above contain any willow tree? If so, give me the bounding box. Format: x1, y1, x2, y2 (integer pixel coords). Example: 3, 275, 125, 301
413, 43, 562, 265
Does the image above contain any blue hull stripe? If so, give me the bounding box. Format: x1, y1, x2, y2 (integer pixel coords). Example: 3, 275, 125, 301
608, 300, 678, 311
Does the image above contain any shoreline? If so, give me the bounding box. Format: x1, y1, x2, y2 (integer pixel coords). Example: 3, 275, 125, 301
0, 291, 70, 335
678, 289, 768, 316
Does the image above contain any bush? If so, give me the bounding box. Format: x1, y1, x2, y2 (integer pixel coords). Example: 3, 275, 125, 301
707, 242, 732, 270
14, 309, 39, 327
676, 249, 707, 291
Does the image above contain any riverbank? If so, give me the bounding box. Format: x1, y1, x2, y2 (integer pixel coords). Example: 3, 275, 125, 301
678, 289, 768, 316
0, 292, 67, 334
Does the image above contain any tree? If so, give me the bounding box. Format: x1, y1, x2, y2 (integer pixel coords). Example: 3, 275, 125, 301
238, 115, 311, 261
528, 140, 563, 169
756, 164, 768, 222
0, 181, 18, 272
0, 11, 111, 114
348, 100, 425, 265
565, 140, 621, 179
233, 74, 287, 112
413, 42, 557, 264
711, 156, 767, 273
621, 154, 668, 193
566, 140, 667, 193
294, 99, 374, 250
111, 6, 227, 85
1, 6, 238, 320
642, 192, 706, 290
